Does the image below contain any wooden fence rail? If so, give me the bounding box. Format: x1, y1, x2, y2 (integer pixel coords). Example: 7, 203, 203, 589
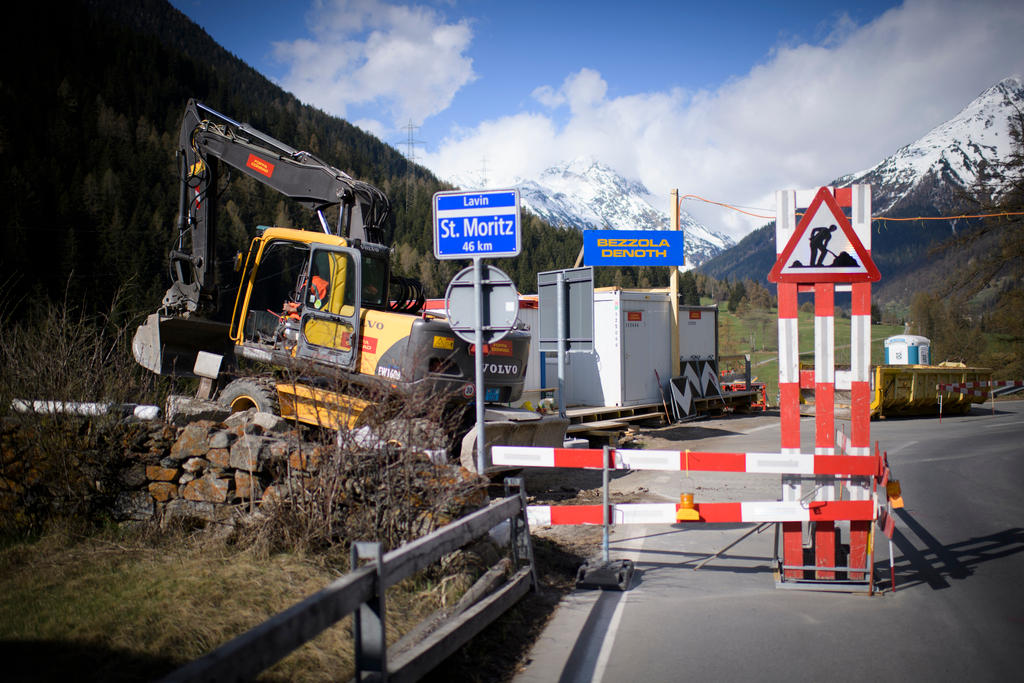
162, 481, 536, 682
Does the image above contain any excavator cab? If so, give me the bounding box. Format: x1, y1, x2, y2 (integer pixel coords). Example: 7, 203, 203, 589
231, 229, 362, 372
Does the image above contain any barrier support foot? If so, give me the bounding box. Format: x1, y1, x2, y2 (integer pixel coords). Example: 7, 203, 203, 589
576, 558, 635, 591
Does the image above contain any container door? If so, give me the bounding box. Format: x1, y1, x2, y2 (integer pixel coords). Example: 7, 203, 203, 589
621, 309, 644, 404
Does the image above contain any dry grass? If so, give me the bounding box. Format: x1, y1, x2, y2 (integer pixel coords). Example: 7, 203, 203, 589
239, 368, 486, 557
0, 474, 587, 683
0, 523, 482, 682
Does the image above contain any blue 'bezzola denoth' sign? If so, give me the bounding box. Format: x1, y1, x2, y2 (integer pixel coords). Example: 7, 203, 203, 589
583, 229, 685, 266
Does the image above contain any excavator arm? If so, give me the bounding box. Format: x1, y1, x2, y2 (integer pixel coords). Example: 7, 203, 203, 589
163, 99, 391, 317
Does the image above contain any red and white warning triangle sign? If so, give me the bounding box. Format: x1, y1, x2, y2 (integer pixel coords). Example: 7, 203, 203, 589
768, 186, 879, 283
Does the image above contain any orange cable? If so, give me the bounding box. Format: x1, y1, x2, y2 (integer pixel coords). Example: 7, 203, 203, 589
874, 211, 1024, 221
679, 194, 775, 219
680, 194, 1024, 223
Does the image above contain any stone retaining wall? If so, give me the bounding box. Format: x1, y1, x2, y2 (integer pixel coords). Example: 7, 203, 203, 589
2, 396, 478, 529
122, 402, 331, 522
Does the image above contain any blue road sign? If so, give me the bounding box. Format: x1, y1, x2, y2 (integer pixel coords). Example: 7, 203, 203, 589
433, 189, 521, 259
583, 229, 685, 266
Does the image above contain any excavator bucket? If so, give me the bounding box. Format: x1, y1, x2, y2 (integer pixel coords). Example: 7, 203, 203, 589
132, 313, 233, 376
460, 407, 569, 474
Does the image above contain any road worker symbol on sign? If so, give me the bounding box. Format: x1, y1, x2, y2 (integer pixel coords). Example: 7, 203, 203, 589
798, 223, 860, 269
809, 225, 836, 266
768, 186, 879, 283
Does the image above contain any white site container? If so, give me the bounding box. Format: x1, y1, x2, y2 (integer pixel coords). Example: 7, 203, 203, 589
678, 305, 718, 363
570, 290, 671, 406
543, 290, 715, 408
536, 290, 720, 408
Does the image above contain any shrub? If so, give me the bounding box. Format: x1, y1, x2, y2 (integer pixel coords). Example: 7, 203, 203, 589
0, 289, 164, 535
234, 371, 487, 556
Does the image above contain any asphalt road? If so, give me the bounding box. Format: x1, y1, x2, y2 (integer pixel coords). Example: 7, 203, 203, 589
515, 401, 1024, 682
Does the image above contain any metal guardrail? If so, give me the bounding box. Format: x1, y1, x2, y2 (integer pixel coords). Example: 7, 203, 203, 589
161, 479, 537, 682
993, 385, 1024, 398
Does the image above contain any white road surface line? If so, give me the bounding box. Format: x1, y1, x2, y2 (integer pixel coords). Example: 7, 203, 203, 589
902, 451, 1015, 465
988, 420, 1024, 428
888, 440, 918, 454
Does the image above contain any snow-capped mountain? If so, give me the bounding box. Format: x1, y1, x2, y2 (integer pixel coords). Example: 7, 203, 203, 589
514, 157, 663, 229
452, 157, 733, 270
835, 76, 1024, 214
702, 75, 1024, 295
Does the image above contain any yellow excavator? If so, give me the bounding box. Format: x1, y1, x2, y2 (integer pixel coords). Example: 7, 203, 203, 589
133, 100, 564, 469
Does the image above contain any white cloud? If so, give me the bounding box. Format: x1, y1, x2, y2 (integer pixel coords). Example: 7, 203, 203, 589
424, 0, 1024, 239
272, 0, 475, 127
560, 68, 607, 114
427, 112, 562, 185
531, 84, 564, 109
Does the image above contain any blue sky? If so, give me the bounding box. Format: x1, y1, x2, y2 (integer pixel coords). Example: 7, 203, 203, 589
169, 0, 1024, 238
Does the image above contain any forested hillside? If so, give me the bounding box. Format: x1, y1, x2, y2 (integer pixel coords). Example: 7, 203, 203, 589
0, 0, 665, 325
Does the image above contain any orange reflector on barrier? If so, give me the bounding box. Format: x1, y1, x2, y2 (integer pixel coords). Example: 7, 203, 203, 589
886, 480, 904, 508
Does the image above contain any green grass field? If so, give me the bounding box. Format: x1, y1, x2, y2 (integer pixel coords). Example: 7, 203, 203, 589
713, 301, 904, 406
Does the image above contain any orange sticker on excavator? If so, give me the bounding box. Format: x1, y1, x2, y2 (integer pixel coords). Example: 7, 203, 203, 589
246, 153, 274, 178
469, 340, 514, 356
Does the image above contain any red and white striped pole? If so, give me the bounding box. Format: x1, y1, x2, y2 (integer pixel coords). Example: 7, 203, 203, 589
526, 500, 876, 527
847, 184, 874, 580
775, 189, 803, 579
814, 280, 836, 578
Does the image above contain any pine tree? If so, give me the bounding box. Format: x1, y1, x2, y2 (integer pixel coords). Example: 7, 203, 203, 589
679, 271, 700, 305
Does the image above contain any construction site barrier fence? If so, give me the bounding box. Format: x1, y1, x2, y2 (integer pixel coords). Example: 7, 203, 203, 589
937, 380, 1024, 418
493, 444, 903, 591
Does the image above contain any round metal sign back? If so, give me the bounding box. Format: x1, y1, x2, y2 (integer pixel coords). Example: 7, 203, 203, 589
444, 264, 519, 344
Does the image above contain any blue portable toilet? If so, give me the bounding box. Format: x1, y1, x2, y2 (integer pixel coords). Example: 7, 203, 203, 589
884, 335, 931, 365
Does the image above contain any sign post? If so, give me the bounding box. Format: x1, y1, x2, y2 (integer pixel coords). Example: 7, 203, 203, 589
670, 189, 681, 378
433, 190, 520, 260
434, 190, 521, 474
581, 226, 686, 421
582, 229, 685, 267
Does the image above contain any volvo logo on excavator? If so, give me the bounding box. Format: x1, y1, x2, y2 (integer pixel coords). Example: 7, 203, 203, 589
485, 363, 520, 375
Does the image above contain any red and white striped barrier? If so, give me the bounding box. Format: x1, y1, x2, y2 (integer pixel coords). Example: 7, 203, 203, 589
937, 380, 1024, 420
492, 446, 880, 476
503, 187, 897, 591
527, 500, 876, 527
938, 380, 1024, 397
